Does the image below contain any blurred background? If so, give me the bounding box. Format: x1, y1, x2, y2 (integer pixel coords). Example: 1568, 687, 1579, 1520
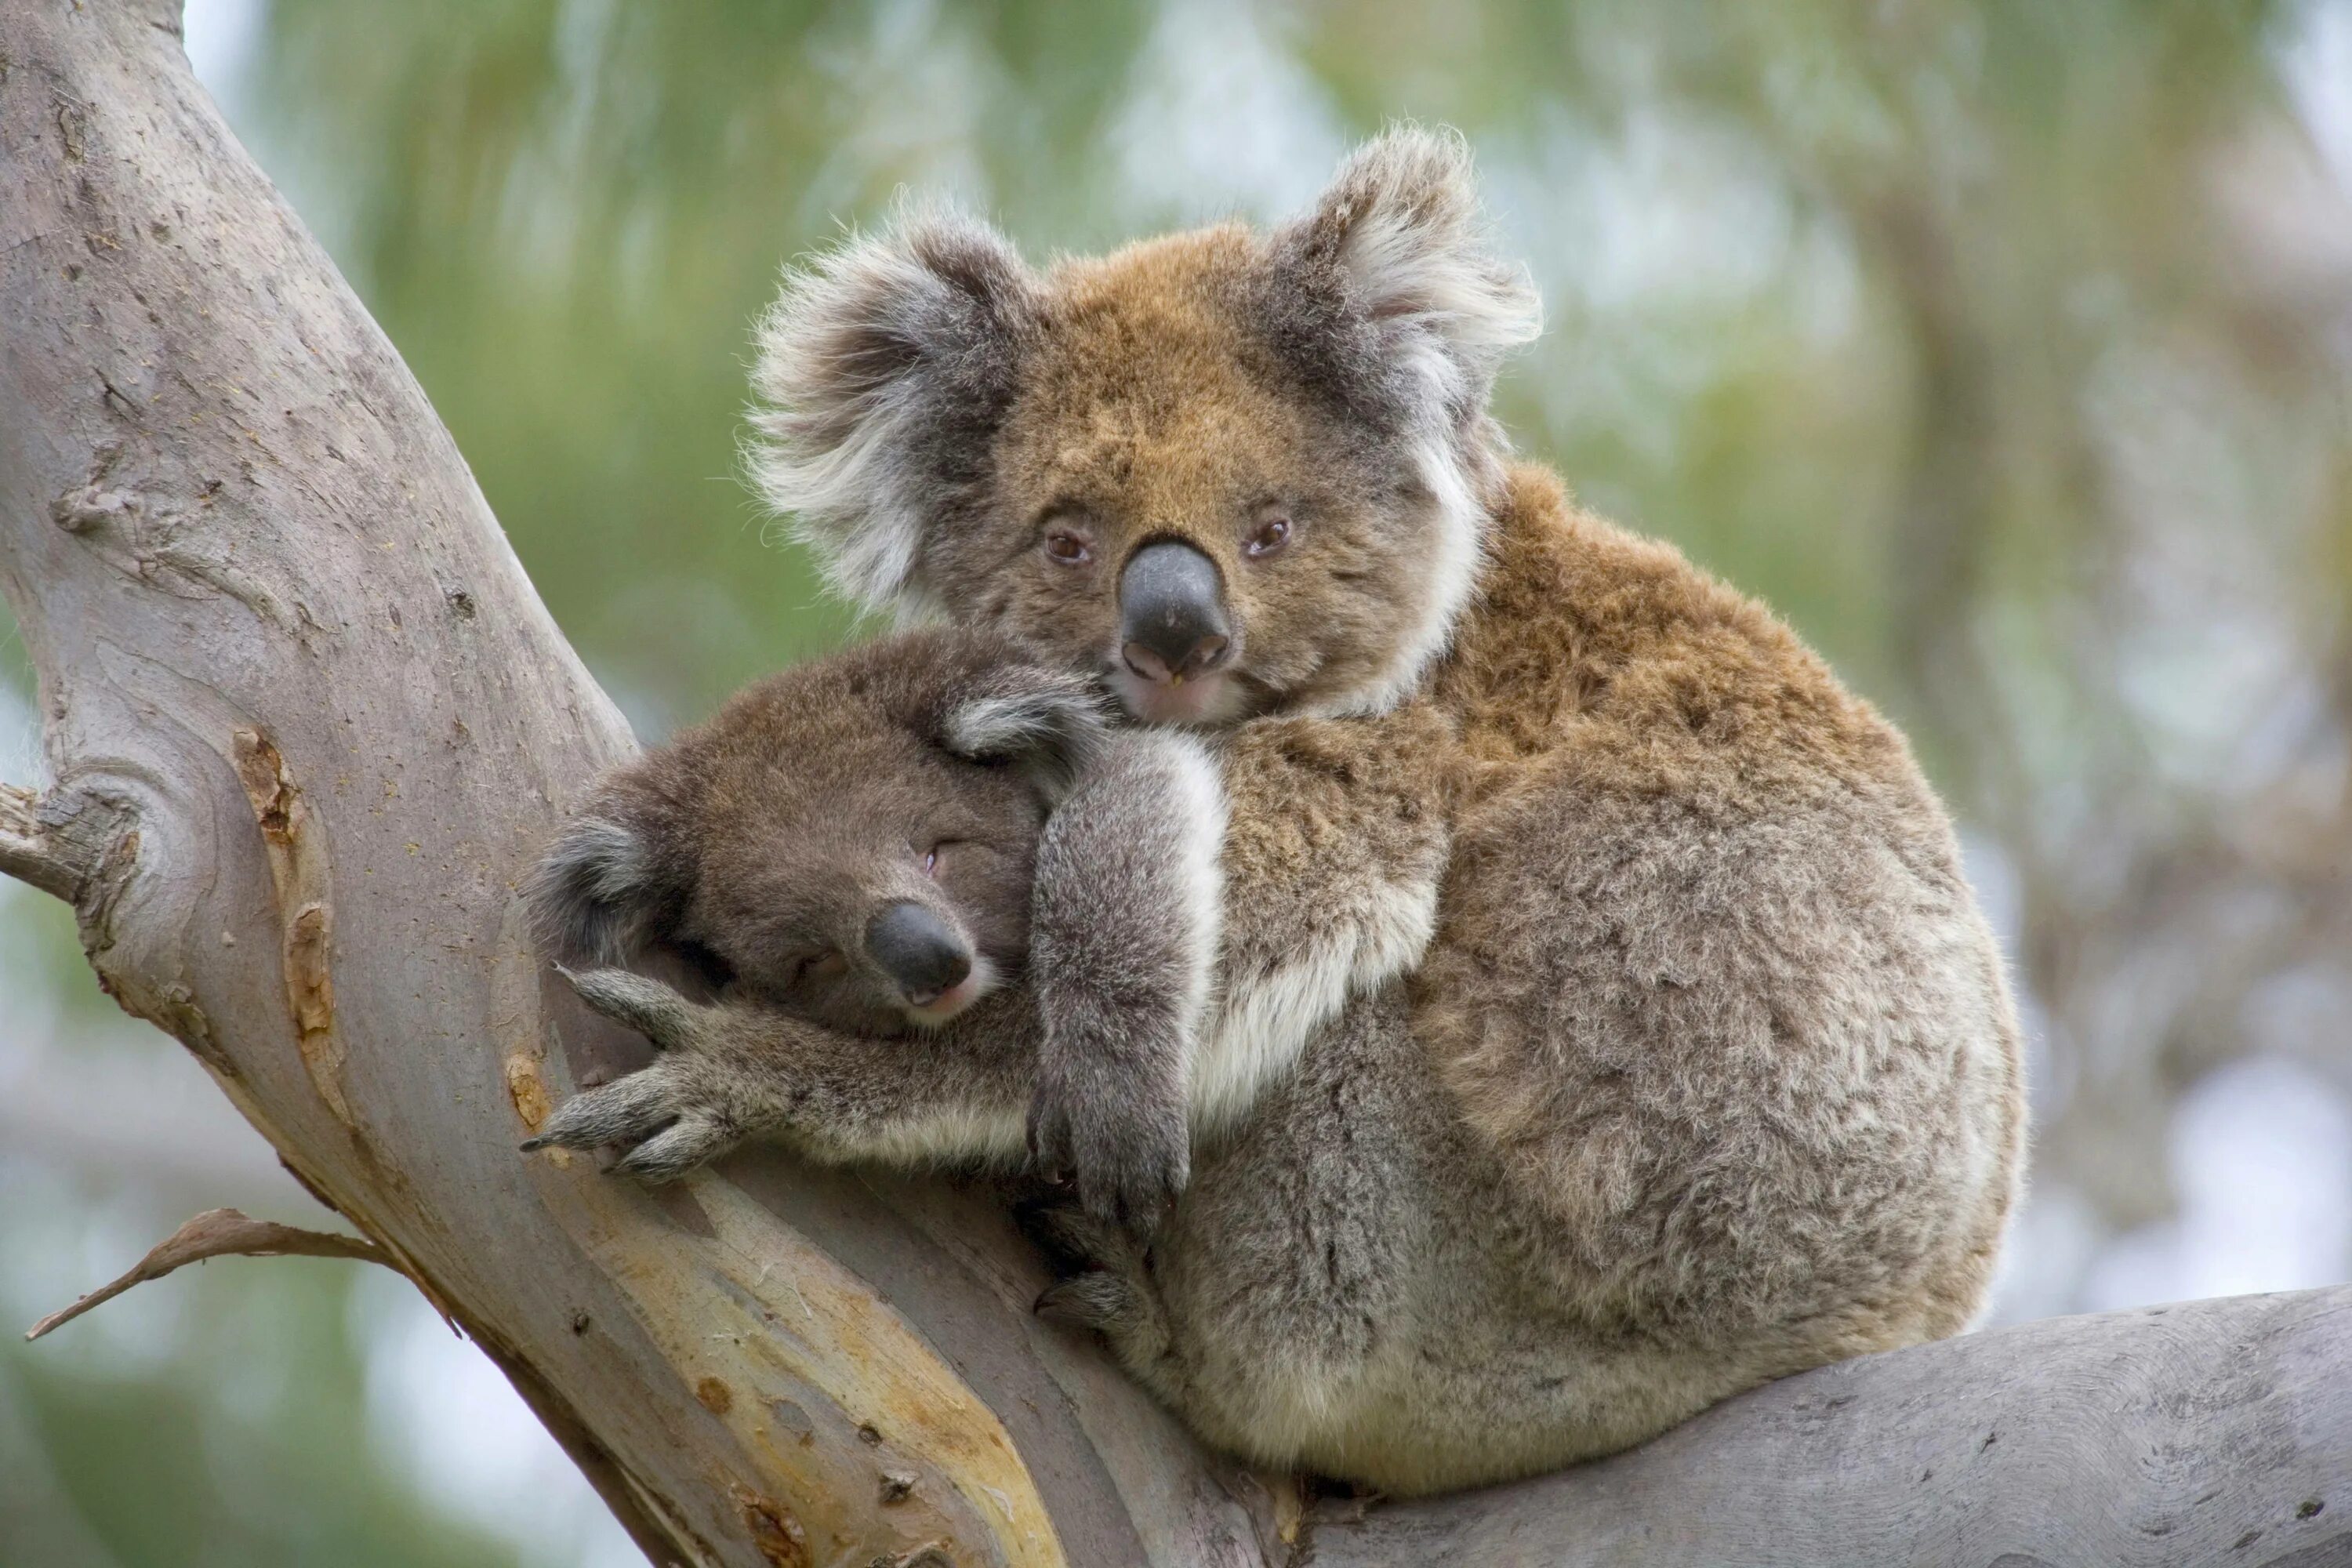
4, 0, 2350, 1562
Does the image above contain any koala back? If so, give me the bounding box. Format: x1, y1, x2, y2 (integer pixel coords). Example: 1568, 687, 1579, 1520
1416, 466, 2027, 1359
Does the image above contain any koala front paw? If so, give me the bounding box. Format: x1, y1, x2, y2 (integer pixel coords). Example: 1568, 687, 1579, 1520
1027, 1067, 1189, 1240
521, 967, 746, 1182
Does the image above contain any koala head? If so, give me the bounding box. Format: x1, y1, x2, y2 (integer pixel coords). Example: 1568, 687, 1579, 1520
748, 125, 1540, 728
529, 630, 1105, 1034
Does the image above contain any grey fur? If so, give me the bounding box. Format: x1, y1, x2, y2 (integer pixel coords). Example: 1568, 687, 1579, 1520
745, 206, 1041, 615
528, 815, 679, 966
1027, 731, 1225, 1234
1259, 124, 1541, 484
940, 667, 1111, 803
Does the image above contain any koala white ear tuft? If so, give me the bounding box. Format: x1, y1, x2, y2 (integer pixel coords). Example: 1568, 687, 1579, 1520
942, 668, 1110, 801
1283, 125, 1541, 411
527, 812, 682, 967
747, 208, 1040, 615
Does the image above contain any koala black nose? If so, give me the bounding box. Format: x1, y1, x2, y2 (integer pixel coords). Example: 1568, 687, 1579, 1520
1119, 539, 1231, 684
866, 901, 972, 1006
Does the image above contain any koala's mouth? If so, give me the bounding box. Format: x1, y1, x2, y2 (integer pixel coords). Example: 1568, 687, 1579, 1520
1106, 663, 1254, 728
898, 955, 996, 1028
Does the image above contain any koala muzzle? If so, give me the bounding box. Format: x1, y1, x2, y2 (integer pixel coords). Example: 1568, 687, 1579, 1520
1119, 539, 1232, 684
866, 900, 973, 1006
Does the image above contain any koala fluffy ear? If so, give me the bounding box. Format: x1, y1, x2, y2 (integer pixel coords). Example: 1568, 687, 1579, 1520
747, 208, 1041, 616
526, 786, 691, 967
939, 666, 1111, 803
1276, 125, 1541, 428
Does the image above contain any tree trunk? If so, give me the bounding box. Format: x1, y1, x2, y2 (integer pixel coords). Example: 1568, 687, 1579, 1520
2, 5, 2345, 1566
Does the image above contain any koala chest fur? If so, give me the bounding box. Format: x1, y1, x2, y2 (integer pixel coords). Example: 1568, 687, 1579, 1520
1186, 706, 1456, 1133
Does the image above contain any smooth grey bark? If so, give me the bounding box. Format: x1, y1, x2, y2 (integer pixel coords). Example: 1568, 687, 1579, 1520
1310, 1286, 2352, 1568
2, 4, 2346, 1567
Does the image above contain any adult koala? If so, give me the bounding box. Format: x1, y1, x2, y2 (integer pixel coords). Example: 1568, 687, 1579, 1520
542, 126, 2026, 1493
749, 123, 2025, 1353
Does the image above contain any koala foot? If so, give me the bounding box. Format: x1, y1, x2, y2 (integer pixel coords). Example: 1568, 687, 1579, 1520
1014, 1192, 1143, 1275
1016, 1196, 1173, 1371
521, 967, 750, 1182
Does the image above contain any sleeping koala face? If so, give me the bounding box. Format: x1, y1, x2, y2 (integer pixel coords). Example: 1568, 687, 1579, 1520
747, 128, 1539, 728
530, 630, 1103, 1035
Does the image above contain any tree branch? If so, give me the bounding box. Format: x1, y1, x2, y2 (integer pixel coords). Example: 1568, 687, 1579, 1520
1305, 1286, 2352, 1567
0, 782, 112, 904
2, 4, 2346, 1567
0, 4, 1258, 1563
24, 1207, 394, 1341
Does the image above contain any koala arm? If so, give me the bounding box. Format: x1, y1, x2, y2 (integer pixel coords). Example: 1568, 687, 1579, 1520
1026, 729, 1226, 1232
528, 967, 1044, 1181
1021, 707, 1455, 1222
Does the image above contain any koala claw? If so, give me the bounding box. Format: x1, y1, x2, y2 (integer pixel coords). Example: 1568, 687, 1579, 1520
524, 968, 750, 1181
1015, 1194, 1143, 1276
1033, 1271, 1139, 1330
1027, 1087, 1189, 1240
561, 965, 701, 1049
610, 1112, 733, 1183
529, 1069, 677, 1152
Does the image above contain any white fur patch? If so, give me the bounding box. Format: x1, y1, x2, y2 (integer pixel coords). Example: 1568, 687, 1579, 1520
561, 817, 649, 900
745, 230, 942, 607
944, 682, 1109, 797
745, 209, 1030, 612
1190, 874, 1439, 1134
814, 1102, 1031, 1171
531, 815, 655, 963
1331, 137, 1543, 351
1298, 128, 1541, 717
1149, 731, 1230, 1046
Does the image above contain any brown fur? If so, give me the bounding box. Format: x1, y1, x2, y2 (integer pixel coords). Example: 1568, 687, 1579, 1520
675, 125, 2030, 1489
1419, 466, 2026, 1354
528, 630, 1091, 1037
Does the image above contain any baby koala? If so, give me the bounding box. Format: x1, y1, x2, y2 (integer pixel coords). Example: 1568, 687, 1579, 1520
526, 626, 1449, 1229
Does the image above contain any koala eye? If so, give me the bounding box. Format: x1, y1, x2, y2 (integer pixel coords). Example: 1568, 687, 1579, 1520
788, 949, 848, 986
1244, 514, 1292, 559
1044, 529, 1092, 567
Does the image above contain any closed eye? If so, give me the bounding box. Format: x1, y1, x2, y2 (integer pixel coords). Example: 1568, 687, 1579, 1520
788, 949, 847, 986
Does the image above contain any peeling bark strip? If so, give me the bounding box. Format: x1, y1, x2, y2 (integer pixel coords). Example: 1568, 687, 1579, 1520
230, 727, 349, 1125
24, 1207, 394, 1341
3, 3, 2350, 1565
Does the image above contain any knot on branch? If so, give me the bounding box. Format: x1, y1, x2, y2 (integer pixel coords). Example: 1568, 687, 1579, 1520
49, 485, 136, 534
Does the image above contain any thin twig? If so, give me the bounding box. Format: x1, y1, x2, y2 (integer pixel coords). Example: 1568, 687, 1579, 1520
24, 1207, 395, 1341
